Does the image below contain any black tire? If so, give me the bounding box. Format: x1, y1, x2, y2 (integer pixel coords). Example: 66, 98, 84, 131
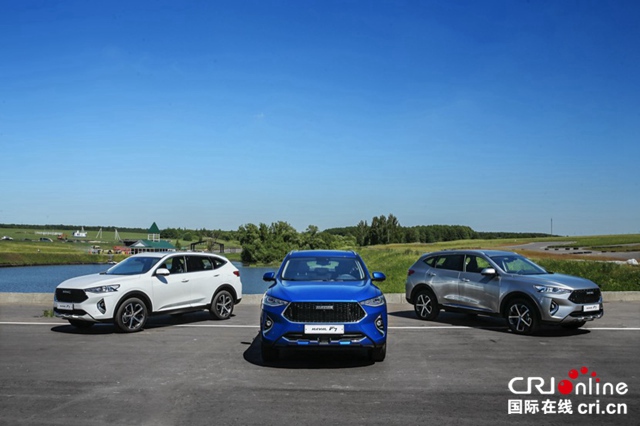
506, 298, 539, 335
210, 290, 234, 320
561, 321, 586, 329
114, 297, 148, 333
414, 288, 439, 321
261, 338, 279, 362
69, 319, 94, 329
369, 343, 387, 362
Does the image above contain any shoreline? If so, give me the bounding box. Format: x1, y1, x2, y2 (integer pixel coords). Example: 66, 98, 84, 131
0, 262, 115, 268
2, 291, 640, 306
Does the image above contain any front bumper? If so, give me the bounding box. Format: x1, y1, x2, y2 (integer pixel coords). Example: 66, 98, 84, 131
53, 291, 119, 323
535, 293, 604, 324
261, 303, 387, 349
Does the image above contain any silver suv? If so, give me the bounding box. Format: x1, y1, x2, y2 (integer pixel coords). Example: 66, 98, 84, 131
405, 250, 603, 334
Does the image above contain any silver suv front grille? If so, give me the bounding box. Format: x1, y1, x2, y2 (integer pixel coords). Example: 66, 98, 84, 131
568, 289, 601, 304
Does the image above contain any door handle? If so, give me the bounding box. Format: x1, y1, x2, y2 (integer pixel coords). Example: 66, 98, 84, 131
427, 272, 436, 277
461, 278, 470, 282
181, 279, 189, 283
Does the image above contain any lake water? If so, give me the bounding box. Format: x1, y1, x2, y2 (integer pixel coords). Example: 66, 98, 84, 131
0, 263, 274, 295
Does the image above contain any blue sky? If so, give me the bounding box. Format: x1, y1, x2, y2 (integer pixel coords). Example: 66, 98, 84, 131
1, 0, 639, 236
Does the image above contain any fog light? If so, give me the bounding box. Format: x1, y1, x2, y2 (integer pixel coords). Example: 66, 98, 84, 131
264, 316, 274, 332
375, 315, 385, 333
97, 299, 106, 314
550, 300, 559, 316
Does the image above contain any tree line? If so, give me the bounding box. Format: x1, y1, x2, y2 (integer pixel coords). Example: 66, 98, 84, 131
2, 219, 552, 265
237, 223, 355, 264
235, 214, 553, 263
323, 214, 478, 246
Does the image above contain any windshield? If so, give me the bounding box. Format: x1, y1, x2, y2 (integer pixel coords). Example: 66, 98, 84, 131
489, 255, 547, 275
106, 256, 162, 276
281, 257, 365, 281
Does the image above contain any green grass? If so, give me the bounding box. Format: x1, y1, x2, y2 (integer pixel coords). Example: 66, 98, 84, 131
535, 259, 640, 292
0, 227, 242, 266
0, 226, 148, 242
359, 247, 420, 293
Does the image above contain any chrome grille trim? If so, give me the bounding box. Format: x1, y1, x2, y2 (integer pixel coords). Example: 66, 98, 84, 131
283, 302, 366, 323
569, 288, 601, 304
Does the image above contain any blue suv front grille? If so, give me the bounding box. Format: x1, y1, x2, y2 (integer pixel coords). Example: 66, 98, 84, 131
283, 302, 365, 323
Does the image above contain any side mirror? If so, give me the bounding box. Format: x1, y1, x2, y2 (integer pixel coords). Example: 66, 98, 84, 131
481, 268, 497, 276
371, 272, 386, 282
263, 272, 276, 282
156, 268, 170, 276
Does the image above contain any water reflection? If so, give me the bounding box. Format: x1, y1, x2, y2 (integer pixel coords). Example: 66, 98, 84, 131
0, 263, 274, 294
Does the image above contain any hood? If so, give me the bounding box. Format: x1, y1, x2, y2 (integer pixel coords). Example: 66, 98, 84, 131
507, 273, 599, 290
57, 273, 140, 290
268, 279, 382, 302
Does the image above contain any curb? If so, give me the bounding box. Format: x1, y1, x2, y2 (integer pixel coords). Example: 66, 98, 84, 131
1, 292, 639, 306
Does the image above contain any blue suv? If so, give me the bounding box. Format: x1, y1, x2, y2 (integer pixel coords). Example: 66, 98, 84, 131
260, 250, 387, 362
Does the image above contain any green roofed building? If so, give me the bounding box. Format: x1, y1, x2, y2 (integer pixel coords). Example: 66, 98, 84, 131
127, 222, 175, 254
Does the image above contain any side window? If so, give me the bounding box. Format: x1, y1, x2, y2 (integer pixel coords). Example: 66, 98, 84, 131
436, 255, 464, 271
161, 256, 185, 274
464, 255, 491, 273
423, 256, 437, 268
186, 256, 206, 273
211, 257, 227, 270
201, 257, 214, 270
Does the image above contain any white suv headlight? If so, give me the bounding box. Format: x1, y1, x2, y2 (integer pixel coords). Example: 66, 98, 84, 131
85, 284, 120, 293
534, 285, 571, 294
360, 295, 386, 307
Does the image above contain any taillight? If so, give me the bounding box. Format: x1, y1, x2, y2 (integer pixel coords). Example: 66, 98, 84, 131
407, 269, 415, 276
233, 270, 240, 277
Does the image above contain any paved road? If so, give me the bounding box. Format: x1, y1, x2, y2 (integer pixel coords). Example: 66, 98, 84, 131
1, 302, 638, 426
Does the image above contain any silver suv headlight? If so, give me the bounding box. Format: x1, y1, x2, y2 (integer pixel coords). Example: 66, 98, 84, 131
534, 285, 571, 295
360, 295, 386, 307
85, 284, 120, 293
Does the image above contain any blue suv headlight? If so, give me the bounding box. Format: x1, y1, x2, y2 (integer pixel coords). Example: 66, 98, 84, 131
262, 294, 289, 307
360, 295, 386, 307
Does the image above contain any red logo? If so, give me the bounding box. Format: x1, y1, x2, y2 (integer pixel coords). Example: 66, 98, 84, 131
558, 366, 598, 395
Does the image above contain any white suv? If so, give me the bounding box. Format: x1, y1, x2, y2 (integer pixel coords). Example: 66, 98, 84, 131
54, 252, 243, 332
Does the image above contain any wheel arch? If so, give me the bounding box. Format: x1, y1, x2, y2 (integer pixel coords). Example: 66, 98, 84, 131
212, 284, 240, 304
409, 283, 437, 305
500, 292, 540, 318
115, 291, 153, 315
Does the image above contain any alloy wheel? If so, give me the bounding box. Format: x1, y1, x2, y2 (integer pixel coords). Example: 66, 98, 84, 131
508, 302, 534, 333
416, 293, 433, 317
121, 301, 146, 331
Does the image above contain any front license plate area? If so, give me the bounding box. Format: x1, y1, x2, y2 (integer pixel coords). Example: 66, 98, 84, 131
583, 304, 600, 312
56, 302, 73, 311
305, 324, 344, 334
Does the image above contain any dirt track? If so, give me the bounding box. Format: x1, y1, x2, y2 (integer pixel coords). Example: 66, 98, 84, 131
505, 241, 640, 262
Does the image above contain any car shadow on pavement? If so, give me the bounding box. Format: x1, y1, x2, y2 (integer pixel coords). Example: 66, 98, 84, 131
243, 333, 376, 369
50, 311, 236, 334
389, 310, 591, 337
